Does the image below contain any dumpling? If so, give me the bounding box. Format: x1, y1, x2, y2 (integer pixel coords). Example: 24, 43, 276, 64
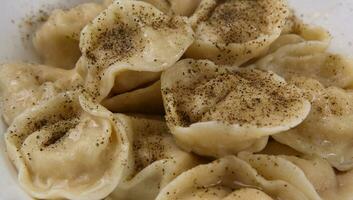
33, 3, 104, 68
238, 152, 335, 199
77, 0, 194, 101
0, 63, 81, 125
252, 41, 353, 88
102, 80, 164, 114
156, 154, 321, 200
273, 78, 353, 171
5, 91, 130, 200
108, 114, 200, 200
185, 0, 289, 65
161, 59, 310, 157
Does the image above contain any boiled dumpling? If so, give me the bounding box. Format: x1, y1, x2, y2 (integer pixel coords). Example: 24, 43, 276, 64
0, 63, 81, 125
273, 78, 353, 171
161, 59, 310, 157
185, 0, 289, 65
156, 154, 321, 200
140, 0, 201, 16
33, 3, 104, 68
108, 114, 199, 200
5, 91, 130, 200
77, 0, 194, 100
102, 80, 164, 114
252, 41, 353, 88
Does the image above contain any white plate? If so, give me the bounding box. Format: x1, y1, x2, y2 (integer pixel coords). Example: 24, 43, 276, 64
0, 0, 352, 199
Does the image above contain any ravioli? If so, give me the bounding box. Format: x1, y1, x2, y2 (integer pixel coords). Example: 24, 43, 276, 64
185, 0, 289, 65
77, 0, 194, 101
0, 63, 81, 125
161, 59, 310, 157
33, 3, 104, 68
5, 91, 130, 200
156, 154, 321, 200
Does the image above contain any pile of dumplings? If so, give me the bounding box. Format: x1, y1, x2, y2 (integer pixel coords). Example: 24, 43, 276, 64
2, 0, 353, 199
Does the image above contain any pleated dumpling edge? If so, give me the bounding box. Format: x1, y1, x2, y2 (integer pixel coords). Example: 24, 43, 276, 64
5, 91, 130, 200
76, 0, 195, 100
161, 59, 311, 157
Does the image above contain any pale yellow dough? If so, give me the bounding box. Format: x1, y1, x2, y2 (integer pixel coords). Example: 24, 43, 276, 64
33, 3, 104, 68
3, 0, 353, 200
0, 63, 81, 125
161, 59, 310, 157
156, 154, 322, 200
273, 78, 353, 171
108, 114, 199, 200
77, 0, 194, 101
185, 0, 289, 65
5, 92, 130, 200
